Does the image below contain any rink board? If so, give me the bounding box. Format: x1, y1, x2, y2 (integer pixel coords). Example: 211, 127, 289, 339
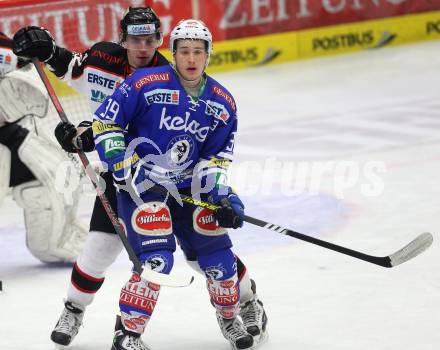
48, 10, 440, 97
205, 9, 440, 72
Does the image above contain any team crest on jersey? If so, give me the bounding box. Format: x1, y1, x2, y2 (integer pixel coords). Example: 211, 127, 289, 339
205, 100, 230, 123
166, 135, 194, 166
132, 202, 172, 236
144, 89, 180, 106
193, 207, 227, 236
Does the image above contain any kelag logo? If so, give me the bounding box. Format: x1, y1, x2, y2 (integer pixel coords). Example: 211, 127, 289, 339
312, 31, 397, 51
427, 21, 440, 34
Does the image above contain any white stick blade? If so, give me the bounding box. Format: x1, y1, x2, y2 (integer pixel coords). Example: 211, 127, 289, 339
141, 268, 194, 288
389, 232, 433, 267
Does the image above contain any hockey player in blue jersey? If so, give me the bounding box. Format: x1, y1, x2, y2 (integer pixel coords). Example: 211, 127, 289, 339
93, 19, 267, 350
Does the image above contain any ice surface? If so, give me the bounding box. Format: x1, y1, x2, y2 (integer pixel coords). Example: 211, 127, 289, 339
1, 40, 439, 349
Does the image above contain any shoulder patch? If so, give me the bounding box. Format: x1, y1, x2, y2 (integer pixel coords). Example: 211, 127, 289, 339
212, 85, 236, 112
90, 48, 125, 65
85, 42, 127, 75
205, 100, 230, 123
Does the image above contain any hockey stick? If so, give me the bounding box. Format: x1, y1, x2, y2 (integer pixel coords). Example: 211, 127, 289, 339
32, 59, 193, 287
146, 186, 433, 268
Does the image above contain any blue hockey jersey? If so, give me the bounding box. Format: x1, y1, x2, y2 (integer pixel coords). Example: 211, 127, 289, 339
92, 64, 237, 190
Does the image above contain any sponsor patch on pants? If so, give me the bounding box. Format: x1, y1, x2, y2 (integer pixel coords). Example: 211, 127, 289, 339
132, 202, 172, 236
193, 207, 227, 236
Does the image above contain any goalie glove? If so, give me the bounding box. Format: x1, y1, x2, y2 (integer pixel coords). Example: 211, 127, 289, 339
208, 186, 245, 229
54, 121, 95, 153
13, 26, 56, 62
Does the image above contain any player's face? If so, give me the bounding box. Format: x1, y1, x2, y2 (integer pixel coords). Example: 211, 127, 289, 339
174, 40, 208, 82
125, 34, 161, 68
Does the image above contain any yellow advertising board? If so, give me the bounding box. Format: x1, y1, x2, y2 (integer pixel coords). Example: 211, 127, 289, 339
48, 10, 440, 97
159, 30, 299, 74
206, 31, 299, 74
298, 10, 440, 59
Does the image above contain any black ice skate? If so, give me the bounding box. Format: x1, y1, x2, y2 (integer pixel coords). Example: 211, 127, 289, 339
111, 315, 151, 350
50, 300, 84, 346
240, 294, 268, 346
216, 313, 254, 350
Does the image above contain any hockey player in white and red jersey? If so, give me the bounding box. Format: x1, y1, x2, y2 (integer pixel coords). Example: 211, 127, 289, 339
13, 8, 170, 346
13, 8, 266, 349
0, 33, 87, 263
92, 19, 267, 350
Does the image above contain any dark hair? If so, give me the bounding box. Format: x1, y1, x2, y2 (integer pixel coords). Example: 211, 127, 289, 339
120, 7, 161, 42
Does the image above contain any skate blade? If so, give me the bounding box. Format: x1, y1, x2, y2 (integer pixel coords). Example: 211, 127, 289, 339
228, 332, 268, 350
253, 330, 269, 348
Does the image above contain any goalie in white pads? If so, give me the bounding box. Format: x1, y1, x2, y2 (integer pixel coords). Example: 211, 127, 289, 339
0, 33, 87, 263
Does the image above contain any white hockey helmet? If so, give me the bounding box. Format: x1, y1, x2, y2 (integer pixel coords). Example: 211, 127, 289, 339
169, 19, 213, 55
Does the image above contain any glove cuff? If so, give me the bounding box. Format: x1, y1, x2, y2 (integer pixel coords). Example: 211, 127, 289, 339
208, 185, 233, 205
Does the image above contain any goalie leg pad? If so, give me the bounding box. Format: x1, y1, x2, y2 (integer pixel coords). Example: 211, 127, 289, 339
13, 132, 87, 263
0, 123, 35, 187
0, 143, 11, 206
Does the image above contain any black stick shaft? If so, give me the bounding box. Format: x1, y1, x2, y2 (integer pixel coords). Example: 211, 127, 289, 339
151, 187, 394, 267
243, 215, 391, 267
32, 59, 143, 274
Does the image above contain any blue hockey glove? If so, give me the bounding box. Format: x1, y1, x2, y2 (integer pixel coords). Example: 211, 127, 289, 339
208, 186, 245, 229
